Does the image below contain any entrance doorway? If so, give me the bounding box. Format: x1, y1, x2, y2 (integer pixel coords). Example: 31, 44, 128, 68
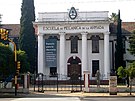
67, 56, 81, 78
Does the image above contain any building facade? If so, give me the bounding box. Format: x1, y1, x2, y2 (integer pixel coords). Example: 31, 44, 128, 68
2, 8, 134, 80
0, 7, 132, 79
33, 7, 112, 80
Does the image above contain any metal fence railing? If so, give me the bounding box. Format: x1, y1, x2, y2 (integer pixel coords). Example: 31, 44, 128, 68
29, 73, 135, 93
30, 73, 83, 92
1, 73, 135, 94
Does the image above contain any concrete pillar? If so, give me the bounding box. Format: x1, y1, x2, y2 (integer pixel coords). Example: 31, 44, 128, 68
38, 34, 45, 74
83, 71, 90, 92
24, 74, 30, 88
81, 32, 88, 75
59, 32, 66, 76
104, 32, 110, 79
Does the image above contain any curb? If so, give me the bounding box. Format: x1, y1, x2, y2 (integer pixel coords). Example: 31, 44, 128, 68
0, 91, 135, 98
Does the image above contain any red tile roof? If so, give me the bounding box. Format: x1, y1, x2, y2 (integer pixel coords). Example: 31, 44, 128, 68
2, 24, 20, 37
110, 22, 135, 35
122, 22, 135, 32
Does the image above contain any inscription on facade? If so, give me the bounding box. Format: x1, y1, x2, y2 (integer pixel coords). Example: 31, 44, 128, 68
43, 25, 104, 31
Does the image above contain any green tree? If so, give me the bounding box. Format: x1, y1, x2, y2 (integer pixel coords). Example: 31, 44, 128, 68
19, 0, 36, 73
128, 30, 135, 55
110, 12, 118, 22
0, 42, 30, 80
17, 50, 30, 73
117, 66, 127, 78
126, 62, 135, 79
117, 63, 135, 95
0, 43, 15, 79
115, 10, 124, 71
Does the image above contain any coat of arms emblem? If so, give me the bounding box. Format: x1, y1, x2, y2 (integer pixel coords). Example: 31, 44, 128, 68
69, 7, 77, 20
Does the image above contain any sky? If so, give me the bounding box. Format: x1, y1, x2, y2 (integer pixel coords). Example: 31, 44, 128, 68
0, 0, 135, 24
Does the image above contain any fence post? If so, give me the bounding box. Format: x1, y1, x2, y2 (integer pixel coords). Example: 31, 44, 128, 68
34, 73, 36, 91
57, 73, 58, 92
38, 74, 39, 92
80, 75, 82, 91
41, 74, 44, 93
129, 77, 132, 95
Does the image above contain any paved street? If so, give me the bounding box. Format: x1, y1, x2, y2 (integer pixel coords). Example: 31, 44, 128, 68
82, 97, 135, 101
0, 98, 80, 101
0, 90, 135, 101
0, 97, 135, 101
0, 98, 15, 101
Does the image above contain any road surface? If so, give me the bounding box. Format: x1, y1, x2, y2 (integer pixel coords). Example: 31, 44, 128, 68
0, 97, 135, 101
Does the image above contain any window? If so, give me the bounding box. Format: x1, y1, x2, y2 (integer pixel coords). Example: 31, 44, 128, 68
92, 60, 99, 77
91, 35, 99, 53
50, 67, 57, 77
71, 36, 78, 53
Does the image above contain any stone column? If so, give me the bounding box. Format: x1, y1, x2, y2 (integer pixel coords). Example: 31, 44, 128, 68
104, 32, 110, 79
59, 32, 66, 76
38, 34, 45, 74
81, 32, 88, 75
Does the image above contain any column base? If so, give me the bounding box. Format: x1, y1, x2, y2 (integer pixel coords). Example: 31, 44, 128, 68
83, 87, 90, 92
103, 73, 110, 80
83, 71, 90, 92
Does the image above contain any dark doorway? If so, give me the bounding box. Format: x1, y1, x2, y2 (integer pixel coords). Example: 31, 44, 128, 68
67, 56, 81, 78
50, 67, 57, 77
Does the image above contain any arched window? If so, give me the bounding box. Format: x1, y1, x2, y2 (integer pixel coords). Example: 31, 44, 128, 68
70, 36, 78, 53
91, 35, 100, 53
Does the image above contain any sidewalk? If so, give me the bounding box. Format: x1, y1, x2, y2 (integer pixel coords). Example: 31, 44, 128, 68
37, 91, 135, 97
26, 90, 135, 98
1, 87, 135, 98
0, 91, 135, 98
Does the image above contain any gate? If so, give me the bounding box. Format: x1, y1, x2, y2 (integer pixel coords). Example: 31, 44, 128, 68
35, 73, 83, 92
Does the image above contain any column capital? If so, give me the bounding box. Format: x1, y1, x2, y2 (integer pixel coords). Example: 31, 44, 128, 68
38, 33, 44, 36
59, 32, 66, 36
104, 31, 110, 35
81, 32, 88, 35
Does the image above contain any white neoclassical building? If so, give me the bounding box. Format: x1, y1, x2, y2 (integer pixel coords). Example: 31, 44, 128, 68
33, 7, 129, 80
